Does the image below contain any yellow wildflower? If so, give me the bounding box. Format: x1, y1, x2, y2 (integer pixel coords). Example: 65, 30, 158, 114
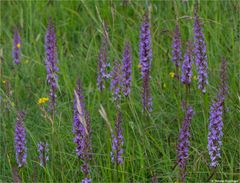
137, 64, 142, 69
169, 72, 175, 78
17, 43, 21, 48
193, 75, 197, 80
37, 97, 49, 104
2, 80, 6, 84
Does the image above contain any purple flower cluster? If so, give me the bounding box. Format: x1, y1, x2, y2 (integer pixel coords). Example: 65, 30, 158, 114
122, 41, 132, 97
111, 112, 124, 165
193, 8, 208, 93
172, 24, 182, 68
14, 111, 27, 168
208, 59, 228, 168
73, 79, 86, 158
45, 18, 59, 111
181, 41, 193, 85
139, 12, 152, 112
37, 142, 49, 167
208, 97, 224, 168
97, 35, 110, 91
110, 59, 122, 104
177, 106, 194, 182
73, 79, 91, 182
12, 29, 21, 64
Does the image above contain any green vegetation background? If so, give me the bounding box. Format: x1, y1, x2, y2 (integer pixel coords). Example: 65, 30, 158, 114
0, 0, 239, 182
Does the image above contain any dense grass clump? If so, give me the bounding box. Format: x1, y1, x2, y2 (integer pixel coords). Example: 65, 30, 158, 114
0, 1, 239, 182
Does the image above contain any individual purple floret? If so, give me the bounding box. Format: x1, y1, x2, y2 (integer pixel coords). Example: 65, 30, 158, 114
193, 8, 208, 93
45, 18, 59, 112
73, 80, 92, 182
37, 142, 49, 167
81, 177, 91, 183
122, 41, 132, 97
181, 41, 193, 85
110, 59, 122, 105
172, 24, 182, 68
177, 106, 194, 182
111, 112, 124, 165
97, 31, 110, 91
14, 111, 27, 168
12, 29, 21, 64
208, 59, 228, 168
139, 12, 152, 112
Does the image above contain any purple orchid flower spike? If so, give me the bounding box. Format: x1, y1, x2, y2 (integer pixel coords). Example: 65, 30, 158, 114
193, 7, 208, 93
45, 18, 59, 112
139, 11, 152, 112
122, 41, 132, 97
177, 106, 194, 182
14, 111, 27, 168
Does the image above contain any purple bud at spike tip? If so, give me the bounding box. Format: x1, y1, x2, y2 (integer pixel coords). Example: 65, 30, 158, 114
172, 24, 182, 68
97, 31, 110, 91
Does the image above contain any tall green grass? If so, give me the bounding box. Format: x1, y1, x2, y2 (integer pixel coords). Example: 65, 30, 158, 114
0, 0, 239, 182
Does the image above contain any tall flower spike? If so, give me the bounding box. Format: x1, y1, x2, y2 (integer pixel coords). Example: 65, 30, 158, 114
172, 24, 182, 68
111, 111, 124, 165
12, 29, 21, 64
73, 79, 86, 158
122, 41, 132, 97
139, 11, 152, 112
208, 59, 228, 168
14, 111, 27, 168
97, 26, 110, 91
38, 142, 49, 167
73, 79, 92, 182
81, 111, 92, 183
181, 41, 193, 85
45, 18, 59, 112
177, 106, 194, 182
193, 7, 208, 93
110, 59, 122, 106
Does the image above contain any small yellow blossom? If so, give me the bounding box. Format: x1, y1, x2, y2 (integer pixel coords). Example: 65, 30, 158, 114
2, 80, 6, 84
137, 64, 142, 69
17, 43, 21, 48
37, 97, 49, 104
193, 75, 197, 80
169, 72, 175, 78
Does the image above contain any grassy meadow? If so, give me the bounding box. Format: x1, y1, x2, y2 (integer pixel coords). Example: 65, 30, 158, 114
0, 0, 240, 182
